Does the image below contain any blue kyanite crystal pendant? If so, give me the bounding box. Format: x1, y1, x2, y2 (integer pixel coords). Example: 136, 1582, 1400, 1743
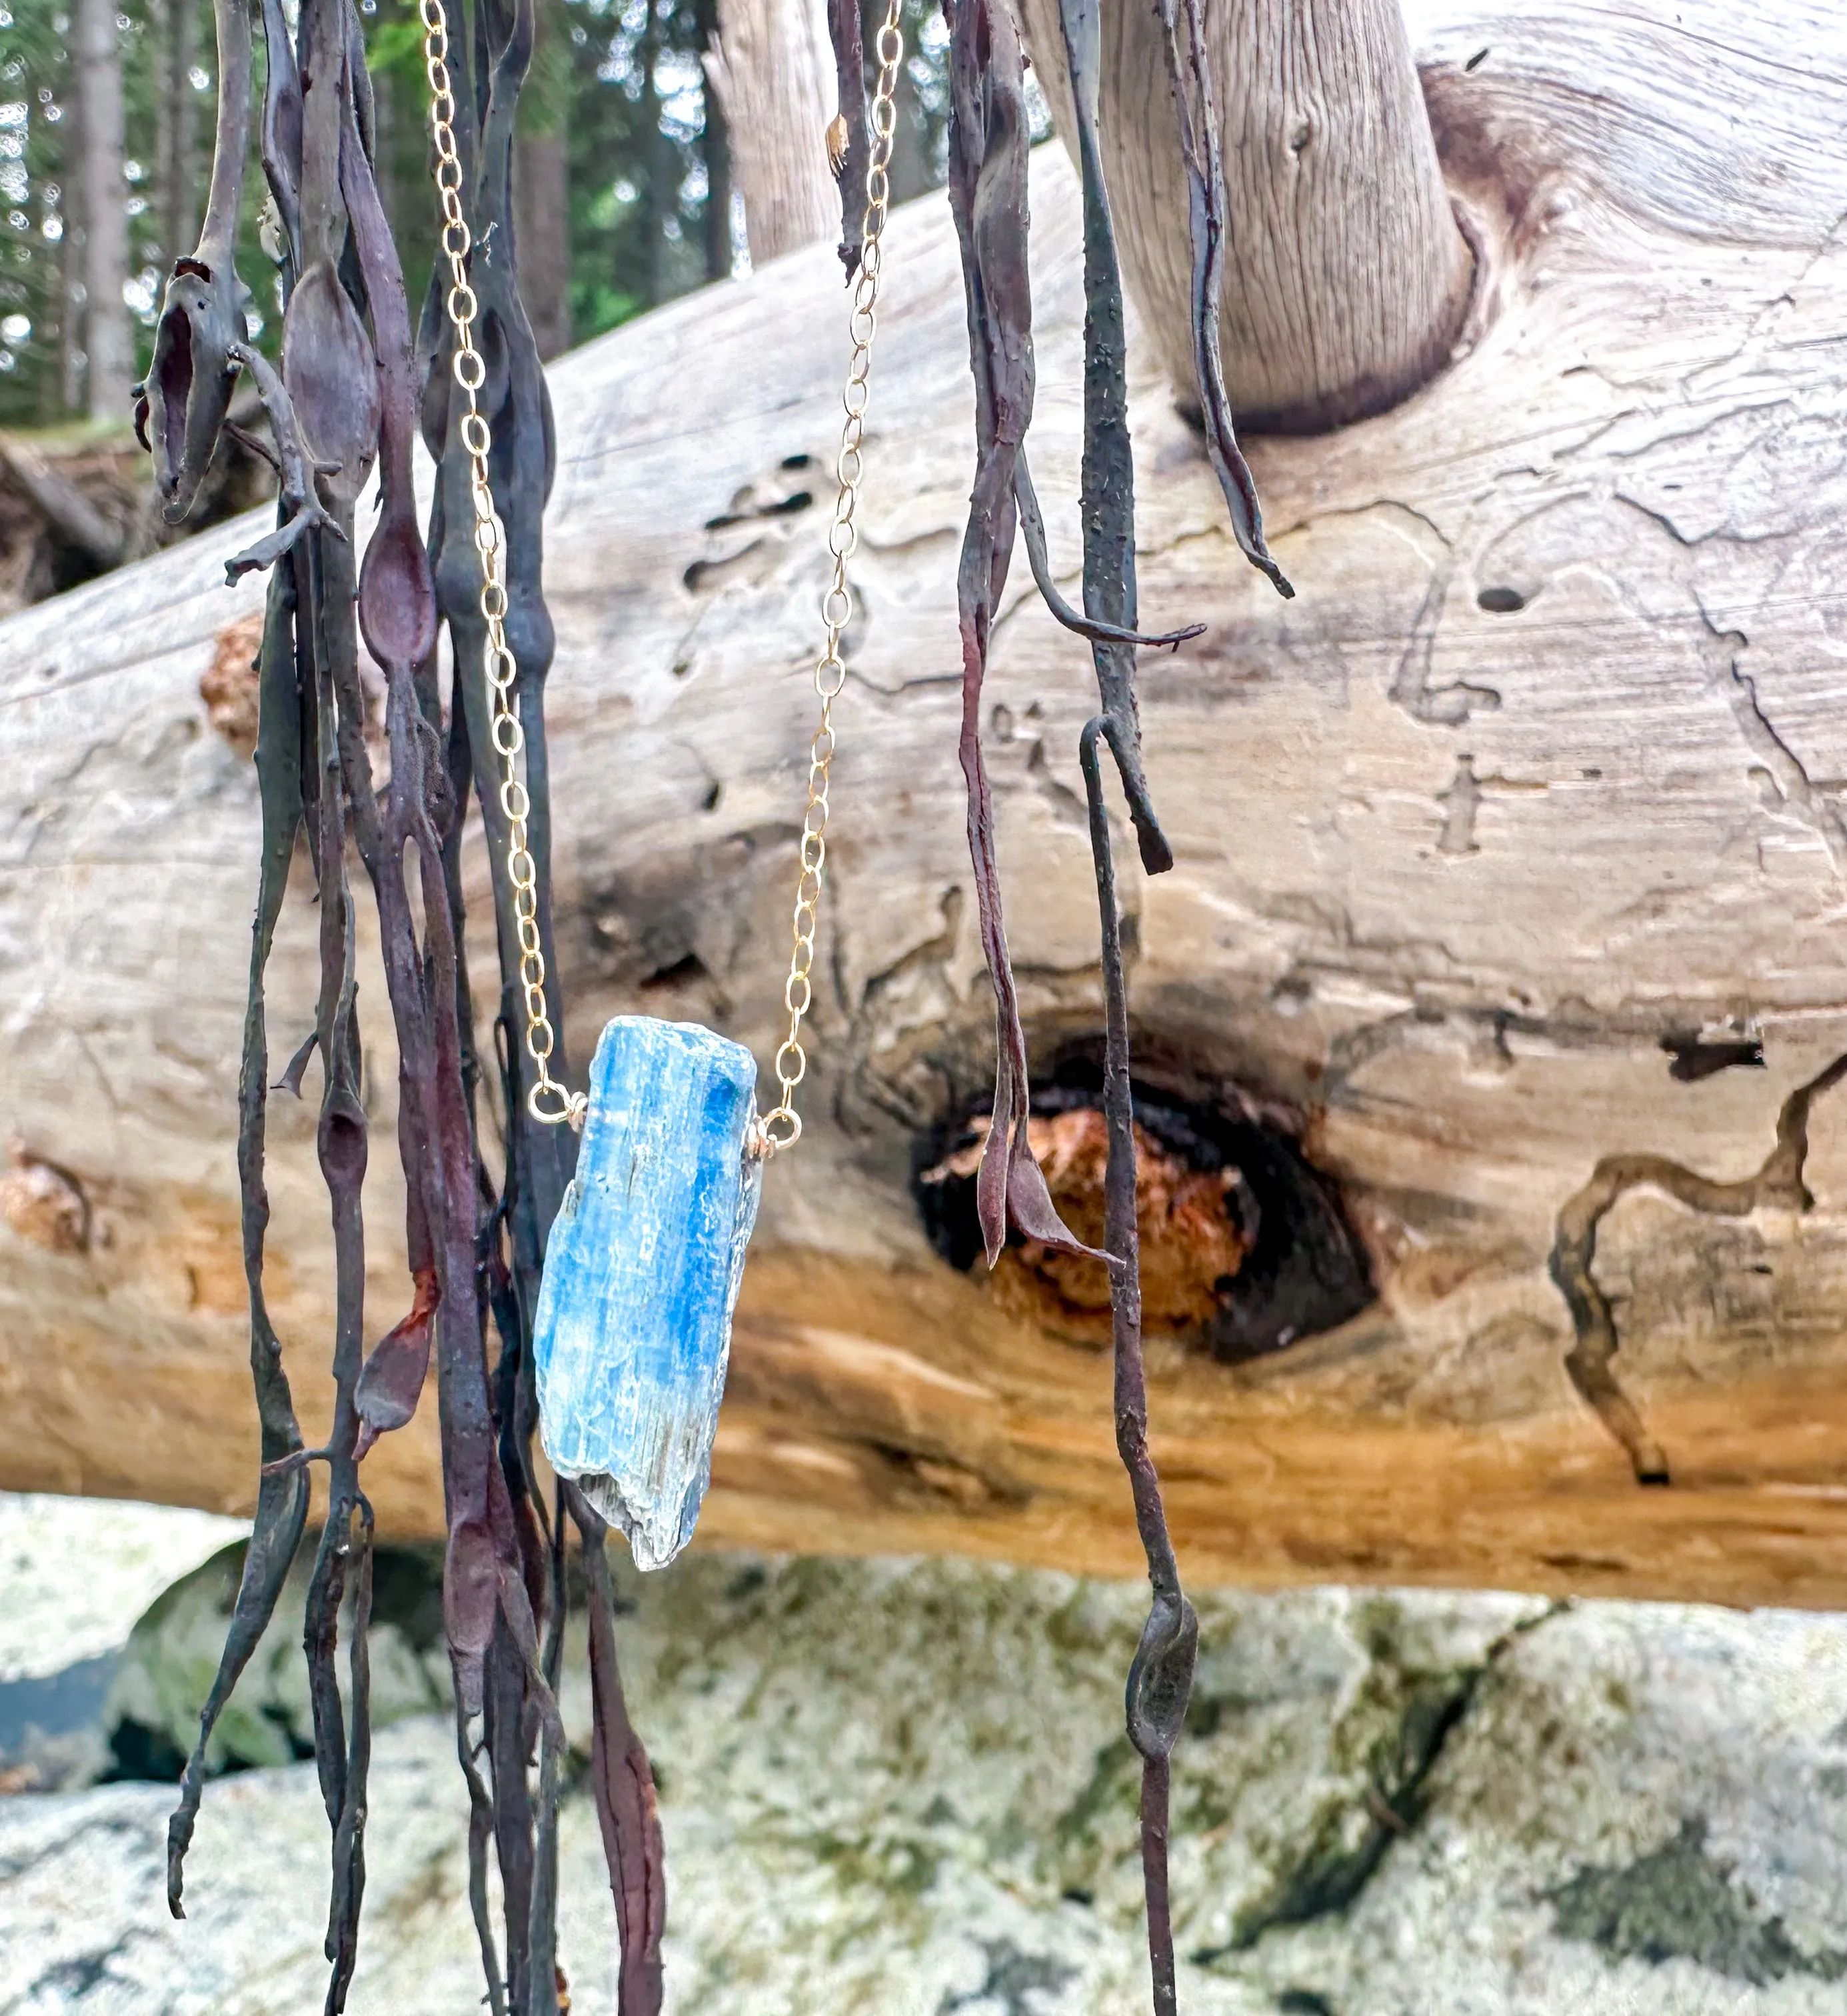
532, 1016, 763, 1570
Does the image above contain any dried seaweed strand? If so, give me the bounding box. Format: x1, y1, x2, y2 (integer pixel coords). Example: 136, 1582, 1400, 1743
940, 2, 1206, 2001
418, 5, 553, 2005
1550, 1050, 1847, 1483
499, 1542, 571, 2005
259, 0, 303, 285
163, 30, 324, 1922
455, 1702, 512, 2016
486, 1613, 540, 2011
302, 485, 378, 2016
323, 1503, 374, 2007
942, 0, 1096, 1270
1051, 1, 1199, 1991
569, 1484, 669, 2011
1013, 450, 1202, 656
160, 4, 612, 2003
488, 1175, 570, 2006
414, 3, 662, 2006
290, 23, 508, 1987
138, 0, 254, 517
289, 15, 382, 1998
424, 0, 574, 1311
1156, 0, 1292, 598
1080, 725, 1198, 2016
339, 16, 444, 1476
535, 1487, 571, 2002
1054, 0, 1174, 878
827, 0, 871, 279
165, 567, 311, 1919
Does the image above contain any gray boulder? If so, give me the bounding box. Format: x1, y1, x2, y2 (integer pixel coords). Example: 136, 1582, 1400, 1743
0, 1531, 1842, 2013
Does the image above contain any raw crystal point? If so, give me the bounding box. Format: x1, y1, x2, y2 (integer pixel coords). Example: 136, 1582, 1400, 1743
533, 1016, 763, 1571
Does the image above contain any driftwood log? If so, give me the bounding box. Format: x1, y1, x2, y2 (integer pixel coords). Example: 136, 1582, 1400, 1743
4, 0, 1847, 1609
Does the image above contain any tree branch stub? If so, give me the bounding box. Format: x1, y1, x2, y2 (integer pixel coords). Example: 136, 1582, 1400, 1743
1020, 0, 1474, 433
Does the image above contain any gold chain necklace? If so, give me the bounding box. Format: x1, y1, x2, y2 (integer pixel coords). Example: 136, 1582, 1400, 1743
419, 5, 907, 1571
418, 0, 907, 1154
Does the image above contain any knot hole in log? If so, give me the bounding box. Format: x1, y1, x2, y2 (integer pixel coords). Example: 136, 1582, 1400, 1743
915, 1042, 1374, 1358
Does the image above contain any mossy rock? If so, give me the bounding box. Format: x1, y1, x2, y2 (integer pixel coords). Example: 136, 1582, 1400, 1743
102, 1536, 451, 1779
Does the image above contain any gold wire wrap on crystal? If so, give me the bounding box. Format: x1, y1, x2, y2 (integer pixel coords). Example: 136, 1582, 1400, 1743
421, 0, 905, 1145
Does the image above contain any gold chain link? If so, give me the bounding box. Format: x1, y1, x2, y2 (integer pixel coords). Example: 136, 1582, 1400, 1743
420, 0, 904, 1145
757, 0, 905, 1156
421, 0, 583, 1127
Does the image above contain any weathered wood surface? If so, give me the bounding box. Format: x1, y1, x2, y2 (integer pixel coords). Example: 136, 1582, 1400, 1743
4, 0, 1847, 1607
1019, 0, 1474, 431
704, 0, 839, 265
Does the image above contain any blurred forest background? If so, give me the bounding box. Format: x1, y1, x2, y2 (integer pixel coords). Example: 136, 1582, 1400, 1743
0, 0, 967, 602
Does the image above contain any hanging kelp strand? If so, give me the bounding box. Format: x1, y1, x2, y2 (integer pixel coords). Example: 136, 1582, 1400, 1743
1158, 0, 1292, 597
931, 0, 1214, 1275
165, 561, 312, 1921
1081, 718, 1198, 2016
1054, 0, 1200, 2002
136, 0, 254, 517
413, 0, 661, 2002
1054, 0, 1174, 879
929, 0, 1245, 2006
940, 0, 1098, 1269
147, 0, 663, 2006
827, 0, 872, 277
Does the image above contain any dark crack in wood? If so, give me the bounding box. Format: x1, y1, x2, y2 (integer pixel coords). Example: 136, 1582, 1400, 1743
1548, 1052, 1847, 1482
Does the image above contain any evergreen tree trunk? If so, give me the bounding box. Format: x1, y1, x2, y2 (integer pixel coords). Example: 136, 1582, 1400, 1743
514, 0, 571, 357
515, 128, 571, 356
703, 0, 836, 266
57, 69, 86, 418
159, 0, 201, 271
640, 0, 667, 307
695, 0, 733, 283
73, 0, 131, 425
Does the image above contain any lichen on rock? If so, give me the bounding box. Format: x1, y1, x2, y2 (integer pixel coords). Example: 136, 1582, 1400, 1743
2, 1513, 1846, 2013
101, 1538, 450, 1779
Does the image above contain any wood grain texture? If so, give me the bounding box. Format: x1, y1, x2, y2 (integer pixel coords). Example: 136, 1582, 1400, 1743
4, 0, 1847, 1607
1018, 0, 1474, 429
703, 0, 839, 265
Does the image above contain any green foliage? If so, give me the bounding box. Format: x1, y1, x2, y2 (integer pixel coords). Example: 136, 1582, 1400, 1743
0, 0, 277, 427
0, 1, 76, 425
561, 0, 707, 336
0, 0, 955, 429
